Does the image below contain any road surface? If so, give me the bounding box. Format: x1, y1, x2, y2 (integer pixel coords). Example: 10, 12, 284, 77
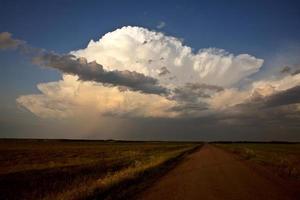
138, 144, 299, 200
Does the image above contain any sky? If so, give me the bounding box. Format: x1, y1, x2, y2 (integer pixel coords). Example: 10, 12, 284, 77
0, 0, 300, 140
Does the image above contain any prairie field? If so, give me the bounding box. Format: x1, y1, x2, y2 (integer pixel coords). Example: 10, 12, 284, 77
216, 143, 300, 179
0, 139, 200, 200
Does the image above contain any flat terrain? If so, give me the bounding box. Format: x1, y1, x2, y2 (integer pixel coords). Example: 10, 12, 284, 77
139, 144, 300, 200
2, 141, 299, 200
0, 139, 199, 200
217, 143, 300, 178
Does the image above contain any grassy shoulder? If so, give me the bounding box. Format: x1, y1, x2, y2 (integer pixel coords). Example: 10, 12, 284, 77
215, 143, 300, 179
0, 139, 201, 200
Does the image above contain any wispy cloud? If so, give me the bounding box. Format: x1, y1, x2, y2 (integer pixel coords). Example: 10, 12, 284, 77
156, 21, 166, 29
0, 32, 24, 50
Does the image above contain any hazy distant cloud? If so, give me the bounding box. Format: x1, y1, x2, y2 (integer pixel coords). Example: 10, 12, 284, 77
0, 32, 24, 50
156, 21, 166, 29
215, 86, 300, 129
209, 72, 300, 111
220, 86, 300, 116
260, 86, 300, 108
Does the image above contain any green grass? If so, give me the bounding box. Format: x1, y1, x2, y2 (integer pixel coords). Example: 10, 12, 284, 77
216, 143, 300, 178
0, 139, 201, 200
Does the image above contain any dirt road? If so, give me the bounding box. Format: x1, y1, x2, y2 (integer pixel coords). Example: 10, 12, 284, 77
138, 144, 299, 200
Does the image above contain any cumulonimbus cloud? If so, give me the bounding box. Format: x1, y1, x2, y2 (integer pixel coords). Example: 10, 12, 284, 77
1, 27, 299, 123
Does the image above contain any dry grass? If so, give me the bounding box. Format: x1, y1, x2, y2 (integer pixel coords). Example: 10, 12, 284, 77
0, 139, 200, 200
216, 143, 300, 178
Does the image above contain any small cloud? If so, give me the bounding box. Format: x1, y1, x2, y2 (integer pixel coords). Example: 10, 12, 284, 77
0, 32, 24, 50
156, 21, 166, 29
292, 69, 300, 75
158, 66, 170, 76
280, 65, 300, 76
280, 66, 291, 74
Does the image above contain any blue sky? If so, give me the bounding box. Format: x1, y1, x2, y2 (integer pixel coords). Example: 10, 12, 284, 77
1, 1, 299, 74
1, 0, 300, 90
1, 0, 300, 53
0, 0, 300, 140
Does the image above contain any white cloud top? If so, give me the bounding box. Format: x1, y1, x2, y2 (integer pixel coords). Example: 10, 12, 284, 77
15, 26, 299, 120
71, 26, 263, 87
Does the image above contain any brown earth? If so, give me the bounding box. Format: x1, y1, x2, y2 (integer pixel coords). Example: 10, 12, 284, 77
137, 144, 300, 200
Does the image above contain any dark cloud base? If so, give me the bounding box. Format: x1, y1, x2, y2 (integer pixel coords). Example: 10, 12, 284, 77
0, 32, 168, 95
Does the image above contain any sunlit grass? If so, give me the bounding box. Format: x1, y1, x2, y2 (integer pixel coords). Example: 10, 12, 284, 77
0, 139, 200, 200
46, 147, 194, 200
216, 143, 300, 178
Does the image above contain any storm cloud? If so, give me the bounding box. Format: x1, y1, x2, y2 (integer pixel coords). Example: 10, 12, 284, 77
0, 27, 299, 140
251, 85, 300, 108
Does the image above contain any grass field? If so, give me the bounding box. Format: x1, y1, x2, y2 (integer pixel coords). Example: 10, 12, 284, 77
216, 143, 300, 179
0, 139, 201, 200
